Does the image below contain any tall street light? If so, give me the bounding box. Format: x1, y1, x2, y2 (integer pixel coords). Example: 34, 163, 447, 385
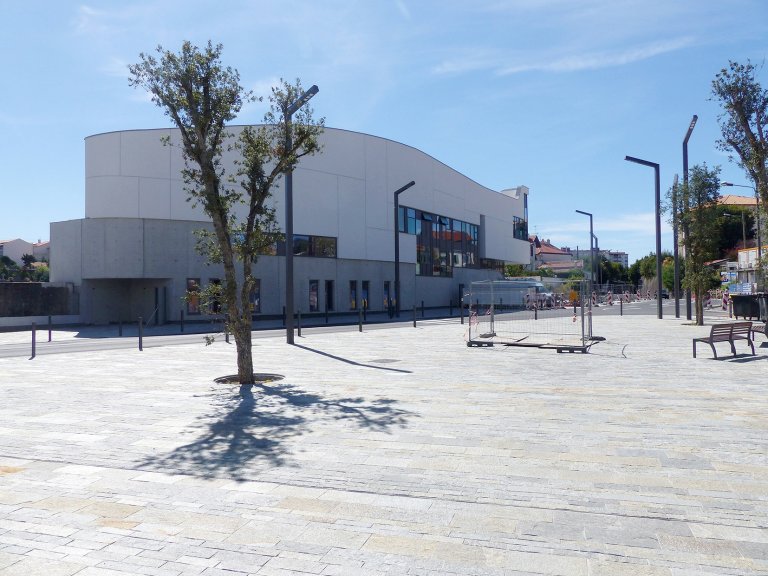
625, 155, 663, 319
682, 115, 698, 320
722, 182, 761, 266
393, 181, 416, 317
284, 84, 319, 345
671, 174, 680, 318
575, 209, 594, 338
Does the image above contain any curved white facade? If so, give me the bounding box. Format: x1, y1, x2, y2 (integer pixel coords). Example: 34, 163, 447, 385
53, 127, 530, 324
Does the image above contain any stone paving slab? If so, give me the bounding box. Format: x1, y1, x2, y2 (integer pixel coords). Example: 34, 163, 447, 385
0, 313, 766, 575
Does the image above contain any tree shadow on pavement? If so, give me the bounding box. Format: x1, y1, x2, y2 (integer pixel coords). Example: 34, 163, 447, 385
138, 381, 415, 481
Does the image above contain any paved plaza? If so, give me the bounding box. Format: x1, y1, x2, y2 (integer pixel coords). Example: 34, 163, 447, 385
0, 310, 766, 575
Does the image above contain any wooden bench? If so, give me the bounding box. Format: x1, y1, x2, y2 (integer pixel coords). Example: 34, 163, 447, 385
693, 321, 755, 358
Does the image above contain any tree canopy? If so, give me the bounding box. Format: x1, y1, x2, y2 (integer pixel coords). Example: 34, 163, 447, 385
711, 60, 768, 208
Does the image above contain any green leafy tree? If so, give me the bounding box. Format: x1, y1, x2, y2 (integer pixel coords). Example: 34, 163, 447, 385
669, 164, 722, 325
129, 41, 323, 383
0, 256, 18, 281
711, 61, 768, 209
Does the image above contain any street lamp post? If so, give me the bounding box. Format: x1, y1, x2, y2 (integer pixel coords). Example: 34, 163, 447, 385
625, 155, 663, 319
575, 210, 594, 338
682, 115, 698, 320
284, 84, 319, 345
393, 181, 416, 318
671, 174, 680, 318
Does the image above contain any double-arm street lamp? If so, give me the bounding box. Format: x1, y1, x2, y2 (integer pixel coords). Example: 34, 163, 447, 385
625, 155, 663, 319
285, 84, 319, 345
393, 181, 416, 317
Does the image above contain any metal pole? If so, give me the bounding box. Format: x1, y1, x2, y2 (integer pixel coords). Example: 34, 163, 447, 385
672, 174, 680, 318
575, 210, 594, 338
683, 115, 698, 320
393, 181, 415, 318
625, 156, 663, 319
284, 85, 319, 345
413, 305, 417, 328
138, 316, 143, 351
654, 164, 663, 320
48, 315, 52, 342
31, 322, 36, 359
180, 309, 184, 333
358, 307, 363, 332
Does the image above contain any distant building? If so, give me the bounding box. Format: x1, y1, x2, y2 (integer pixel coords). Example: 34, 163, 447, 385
32, 241, 50, 262
565, 247, 628, 269
0, 239, 33, 266
530, 236, 583, 276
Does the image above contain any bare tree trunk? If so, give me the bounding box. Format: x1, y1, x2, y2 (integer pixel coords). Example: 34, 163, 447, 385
694, 288, 704, 326
233, 309, 254, 384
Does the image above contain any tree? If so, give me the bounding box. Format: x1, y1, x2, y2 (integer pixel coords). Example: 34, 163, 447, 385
669, 164, 722, 325
711, 61, 768, 209
0, 256, 18, 281
129, 41, 323, 383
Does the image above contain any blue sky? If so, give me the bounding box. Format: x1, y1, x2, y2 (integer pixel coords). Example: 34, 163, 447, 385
2, 0, 767, 264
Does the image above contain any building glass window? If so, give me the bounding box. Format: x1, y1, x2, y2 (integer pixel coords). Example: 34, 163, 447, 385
309, 280, 319, 312
312, 236, 337, 258
361, 280, 370, 310
513, 216, 528, 241
208, 278, 222, 314
276, 235, 337, 258
186, 278, 201, 315
399, 206, 481, 276
250, 279, 261, 314
325, 280, 334, 311
349, 280, 358, 310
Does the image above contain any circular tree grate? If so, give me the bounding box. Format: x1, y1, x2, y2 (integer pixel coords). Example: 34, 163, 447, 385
214, 373, 284, 384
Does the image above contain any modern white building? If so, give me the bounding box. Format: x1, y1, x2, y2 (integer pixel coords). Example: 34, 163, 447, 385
51, 127, 531, 324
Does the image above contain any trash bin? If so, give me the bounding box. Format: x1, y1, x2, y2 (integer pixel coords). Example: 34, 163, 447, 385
731, 294, 760, 320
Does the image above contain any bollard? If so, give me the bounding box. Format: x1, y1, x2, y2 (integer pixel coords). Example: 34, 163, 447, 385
180, 309, 185, 333
325, 306, 329, 324
297, 310, 302, 337
363, 302, 367, 322
138, 316, 143, 351
48, 315, 52, 342
225, 314, 229, 343
460, 299, 465, 325
413, 305, 417, 328
282, 306, 286, 327
31, 322, 36, 359
534, 307, 538, 321
620, 299, 623, 316
359, 307, 363, 332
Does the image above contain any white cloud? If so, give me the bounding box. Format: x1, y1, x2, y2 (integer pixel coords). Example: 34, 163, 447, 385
497, 37, 694, 75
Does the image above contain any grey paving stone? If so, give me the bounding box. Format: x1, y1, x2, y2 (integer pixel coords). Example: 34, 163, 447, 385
0, 316, 766, 575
